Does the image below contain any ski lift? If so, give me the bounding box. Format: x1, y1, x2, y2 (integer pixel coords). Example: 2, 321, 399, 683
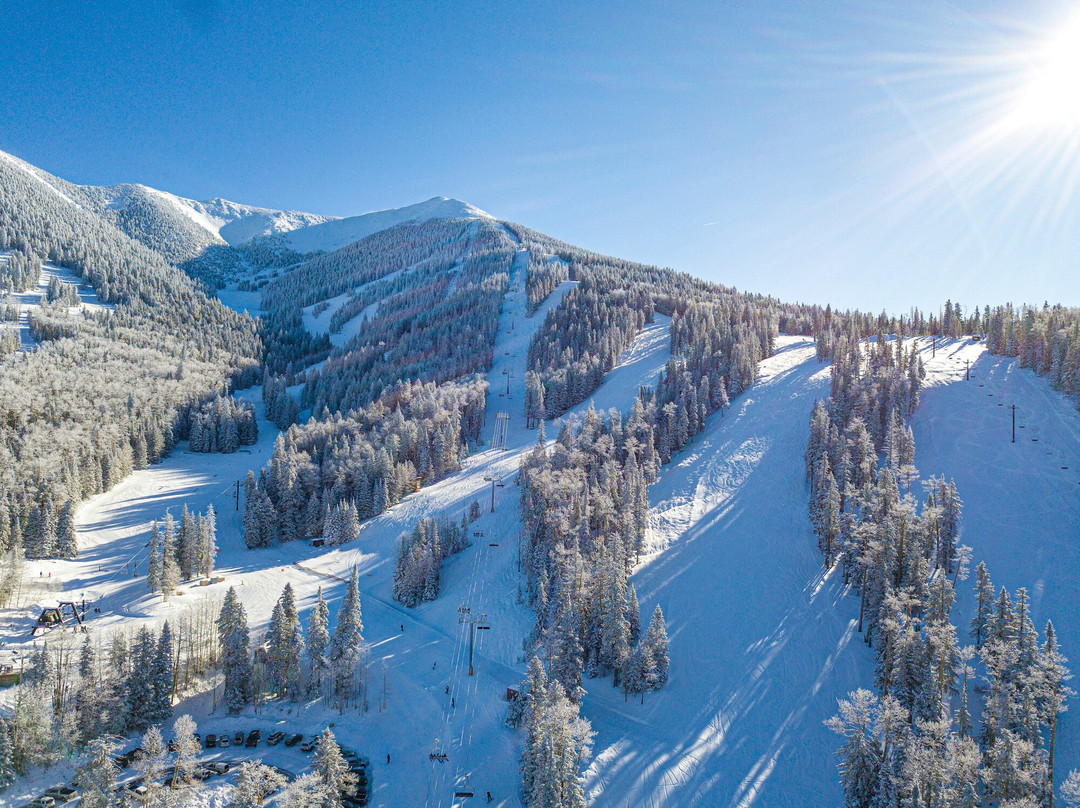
32, 600, 89, 637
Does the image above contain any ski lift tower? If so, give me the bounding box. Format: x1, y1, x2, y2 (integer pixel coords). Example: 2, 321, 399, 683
457, 605, 489, 676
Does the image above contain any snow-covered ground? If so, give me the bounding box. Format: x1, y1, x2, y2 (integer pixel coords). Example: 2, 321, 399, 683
911, 337, 1080, 782
217, 287, 263, 318
282, 198, 492, 255
583, 337, 868, 808
7, 277, 1077, 808
0, 252, 112, 351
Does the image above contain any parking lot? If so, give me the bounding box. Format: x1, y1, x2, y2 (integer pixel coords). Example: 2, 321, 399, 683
20, 728, 373, 808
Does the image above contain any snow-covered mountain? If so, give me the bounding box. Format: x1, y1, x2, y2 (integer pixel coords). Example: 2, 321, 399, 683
278, 196, 493, 254
82, 184, 336, 248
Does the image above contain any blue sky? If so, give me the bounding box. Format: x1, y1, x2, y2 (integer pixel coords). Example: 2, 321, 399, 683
1, 0, 1077, 312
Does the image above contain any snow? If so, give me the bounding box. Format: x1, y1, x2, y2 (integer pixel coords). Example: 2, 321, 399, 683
0, 252, 112, 353
282, 197, 493, 255
300, 266, 409, 347
583, 337, 868, 808
6, 250, 1077, 808
217, 287, 264, 318
911, 337, 1080, 782
0, 149, 84, 209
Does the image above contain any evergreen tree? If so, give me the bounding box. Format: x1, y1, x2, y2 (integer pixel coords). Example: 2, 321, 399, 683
1041, 621, 1073, 806
307, 587, 330, 696
147, 521, 162, 593
179, 504, 197, 579
328, 566, 365, 702
74, 737, 119, 808
126, 627, 157, 731
0, 717, 14, 791
312, 729, 356, 805
161, 511, 179, 599
219, 588, 254, 713
642, 604, 669, 690
150, 622, 175, 724
230, 761, 287, 808
266, 583, 305, 699
197, 505, 217, 578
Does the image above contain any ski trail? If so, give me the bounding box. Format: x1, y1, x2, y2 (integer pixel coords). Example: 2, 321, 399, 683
583, 337, 869, 808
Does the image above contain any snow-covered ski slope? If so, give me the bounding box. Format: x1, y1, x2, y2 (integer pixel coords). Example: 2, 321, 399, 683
584, 337, 869, 808
9, 243, 666, 807
911, 337, 1080, 781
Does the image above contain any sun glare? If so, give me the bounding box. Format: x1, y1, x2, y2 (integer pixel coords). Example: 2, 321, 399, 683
1011, 14, 1080, 132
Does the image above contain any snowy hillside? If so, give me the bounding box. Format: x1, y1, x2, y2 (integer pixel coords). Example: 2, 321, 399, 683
281, 197, 493, 255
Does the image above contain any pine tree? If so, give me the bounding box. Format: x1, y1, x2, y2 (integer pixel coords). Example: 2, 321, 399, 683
161, 511, 179, 599
1041, 621, 1073, 806
75, 736, 119, 808
642, 604, 669, 690
147, 521, 162, 593
522, 679, 593, 808
312, 729, 356, 803
179, 504, 197, 579
0, 717, 14, 791
150, 622, 175, 724
198, 505, 217, 578
627, 584, 641, 647
230, 761, 287, 808
328, 566, 365, 702
56, 501, 77, 558
219, 588, 253, 713
126, 627, 157, 731
307, 587, 330, 697
266, 583, 305, 700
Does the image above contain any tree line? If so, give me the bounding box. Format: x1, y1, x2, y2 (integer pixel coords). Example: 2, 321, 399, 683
806, 332, 1074, 807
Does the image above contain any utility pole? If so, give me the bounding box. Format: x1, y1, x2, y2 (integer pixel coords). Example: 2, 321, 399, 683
503, 369, 514, 396
965, 359, 969, 381
1011, 405, 1017, 443
235, 479, 240, 511
457, 605, 488, 676
483, 476, 496, 512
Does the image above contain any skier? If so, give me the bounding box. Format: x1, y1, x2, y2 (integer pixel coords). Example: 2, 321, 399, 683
487, 792, 492, 803
386, 752, 390, 764
451, 697, 455, 708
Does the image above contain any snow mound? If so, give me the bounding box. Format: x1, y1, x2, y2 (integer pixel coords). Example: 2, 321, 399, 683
282, 197, 494, 255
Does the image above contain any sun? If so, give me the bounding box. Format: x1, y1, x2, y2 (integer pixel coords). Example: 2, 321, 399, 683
1010, 14, 1080, 132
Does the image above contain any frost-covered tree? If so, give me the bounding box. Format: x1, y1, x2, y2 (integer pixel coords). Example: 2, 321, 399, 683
170, 714, 200, 787
75, 736, 120, 808
266, 583, 305, 699
328, 566, 365, 703
312, 729, 356, 805
307, 587, 330, 696
230, 761, 287, 808
160, 511, 179, 599
219, 587, 253, 713
147, 521, 162, 593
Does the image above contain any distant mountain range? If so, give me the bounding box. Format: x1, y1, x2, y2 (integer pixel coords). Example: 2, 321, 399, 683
0, 148, 493, 271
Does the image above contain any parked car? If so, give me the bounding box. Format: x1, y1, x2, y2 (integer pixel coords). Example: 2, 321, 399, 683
125, 781, 148, 797
43, 786, 78, 803
284, 733, 303, 747
218, 734, 231, 748
207, 762, 231, 775
301, 736, 318, 752
32, 798, 56, 808
267, 731, 285, 746
245, 729, 261, 748
234, 731, 245, 745
193, 768, 213, 781
204, 733, 217, 748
